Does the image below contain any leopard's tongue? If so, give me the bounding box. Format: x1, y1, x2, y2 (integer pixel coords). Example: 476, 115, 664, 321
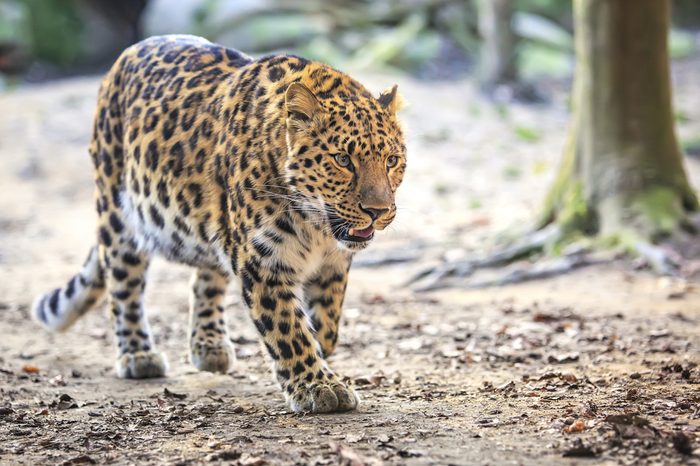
349, 226, 374, 238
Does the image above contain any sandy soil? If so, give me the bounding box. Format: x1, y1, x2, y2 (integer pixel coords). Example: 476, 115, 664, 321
0, 62, 699, 465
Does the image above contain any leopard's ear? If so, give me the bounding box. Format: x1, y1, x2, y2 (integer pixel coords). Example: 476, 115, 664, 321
378, 84, 405, 114
285, 82, 321, 130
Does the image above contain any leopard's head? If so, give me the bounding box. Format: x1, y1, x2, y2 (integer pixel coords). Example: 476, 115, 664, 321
284, 79, 406, 251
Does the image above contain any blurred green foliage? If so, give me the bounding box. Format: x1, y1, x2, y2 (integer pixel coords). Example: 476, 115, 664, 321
669, 29, 695, 58
514, 126, 541, 143
0, 0, 28, 43
25, 0, 83, 65
515, 11, 573, 78
516, 0, 572, 25
0, 0, 698, 79
673, 0, 700, 28
0, 0, 83, 65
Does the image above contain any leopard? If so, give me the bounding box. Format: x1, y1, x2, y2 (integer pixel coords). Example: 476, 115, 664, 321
31, 35, 406, 413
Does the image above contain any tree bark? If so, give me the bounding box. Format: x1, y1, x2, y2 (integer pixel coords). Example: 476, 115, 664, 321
542, 0, 697, 242
477, 0, 518, 88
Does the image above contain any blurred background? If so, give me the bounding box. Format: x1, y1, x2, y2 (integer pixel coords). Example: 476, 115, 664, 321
0, 0, 697, 85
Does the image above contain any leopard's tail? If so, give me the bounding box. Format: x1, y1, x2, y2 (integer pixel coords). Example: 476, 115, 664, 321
32, 246, 106, 332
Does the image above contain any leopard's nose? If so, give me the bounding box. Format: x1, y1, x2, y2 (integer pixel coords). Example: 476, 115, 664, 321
359, 204, 390, 221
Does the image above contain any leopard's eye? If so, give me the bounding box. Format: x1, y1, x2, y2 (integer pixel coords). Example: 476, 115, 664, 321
386, 155, 399, 168
334, 153, 351, 168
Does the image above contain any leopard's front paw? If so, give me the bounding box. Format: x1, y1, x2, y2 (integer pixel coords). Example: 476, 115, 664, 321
116, 350, 168, 379
287, 379, 359, 413
190, 340, 235, 374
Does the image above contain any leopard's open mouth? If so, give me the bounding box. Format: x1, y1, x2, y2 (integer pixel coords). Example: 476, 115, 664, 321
328, 210, 375, 244
347, 225, 374, 241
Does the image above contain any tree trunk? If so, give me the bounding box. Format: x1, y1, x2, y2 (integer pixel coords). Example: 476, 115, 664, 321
542, 0, 697, 242
477, 0, 518, 88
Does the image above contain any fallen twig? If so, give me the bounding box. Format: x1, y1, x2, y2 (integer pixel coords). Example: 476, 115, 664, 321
464, 254, 607, 289
404, 224, 561, 290
633, 241, 681, 275
353, 249, 423, 268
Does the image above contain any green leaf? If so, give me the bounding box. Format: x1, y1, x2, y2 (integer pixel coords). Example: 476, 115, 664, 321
514, 126, 541, 143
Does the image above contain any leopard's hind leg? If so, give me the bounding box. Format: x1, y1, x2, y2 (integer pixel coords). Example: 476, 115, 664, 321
90, 75, 166, 379
189, 267, 234, 373
100, 233, 167, 379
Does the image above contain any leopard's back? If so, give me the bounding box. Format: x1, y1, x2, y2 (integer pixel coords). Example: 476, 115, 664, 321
92, 35, 254, 268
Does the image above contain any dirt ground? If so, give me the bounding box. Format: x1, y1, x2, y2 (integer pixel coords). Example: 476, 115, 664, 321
1, 61, 699, 465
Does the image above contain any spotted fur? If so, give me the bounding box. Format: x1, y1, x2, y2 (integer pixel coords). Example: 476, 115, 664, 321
31, 35, 407, 413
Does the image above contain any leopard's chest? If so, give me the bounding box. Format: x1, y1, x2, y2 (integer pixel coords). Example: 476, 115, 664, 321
251, 216, 343, 283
